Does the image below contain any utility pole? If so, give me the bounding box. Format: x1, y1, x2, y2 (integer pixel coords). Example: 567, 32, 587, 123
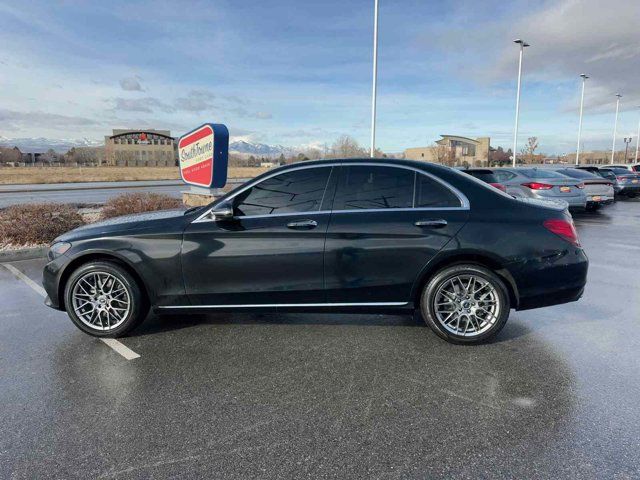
369, 0, 379, 158
512, 39, 530, 167
611, 94, 622, 164
623, 137, 632, 164
575, 74, 588, 165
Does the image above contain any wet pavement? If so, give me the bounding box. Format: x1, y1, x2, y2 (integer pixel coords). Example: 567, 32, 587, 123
1, 199, 639, 479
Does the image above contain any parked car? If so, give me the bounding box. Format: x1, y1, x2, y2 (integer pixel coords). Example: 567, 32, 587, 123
492, 167, 587, 210
43, 159, 588, 344
598, 167, 640, 198
552, 168, 614, 211
609, 163, 640, 173
462, 168, 508, 192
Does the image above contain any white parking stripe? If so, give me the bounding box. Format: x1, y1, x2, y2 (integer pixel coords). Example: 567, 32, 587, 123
2, 263, 48, 297
1, 263, 141, 361
100, 338, 140, 360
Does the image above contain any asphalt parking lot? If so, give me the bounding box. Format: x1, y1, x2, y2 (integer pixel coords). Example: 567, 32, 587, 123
1, 199, 639, 479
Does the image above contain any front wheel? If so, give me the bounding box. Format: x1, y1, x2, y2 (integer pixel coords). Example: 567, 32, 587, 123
420, 264, 510, 344
64, 261, 148, 337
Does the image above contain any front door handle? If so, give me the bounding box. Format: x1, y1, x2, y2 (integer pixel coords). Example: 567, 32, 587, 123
287, 219, 318, 230
415, 219, 448, 228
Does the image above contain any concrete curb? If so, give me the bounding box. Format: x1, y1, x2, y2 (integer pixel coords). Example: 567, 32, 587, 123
0, 246, 48, 262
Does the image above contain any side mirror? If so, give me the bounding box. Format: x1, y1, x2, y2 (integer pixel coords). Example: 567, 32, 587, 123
210, 202, 234, 221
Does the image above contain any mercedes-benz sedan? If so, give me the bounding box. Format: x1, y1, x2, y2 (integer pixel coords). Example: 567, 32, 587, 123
43, 159, 588, 344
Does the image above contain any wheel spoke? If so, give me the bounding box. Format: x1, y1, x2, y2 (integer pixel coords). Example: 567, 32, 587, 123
72, 271, 131, 331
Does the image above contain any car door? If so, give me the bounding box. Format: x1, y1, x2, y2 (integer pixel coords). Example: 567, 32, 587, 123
181, 165, 335, 306
323, 164, 470, 304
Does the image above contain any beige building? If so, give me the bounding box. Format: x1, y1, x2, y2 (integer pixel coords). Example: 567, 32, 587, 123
405, 135, 491, 167
105, 129, 176, 166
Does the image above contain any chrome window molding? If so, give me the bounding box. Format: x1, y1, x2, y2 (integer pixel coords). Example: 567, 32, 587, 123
193, 161, 470, 223
157, 301, 409, 309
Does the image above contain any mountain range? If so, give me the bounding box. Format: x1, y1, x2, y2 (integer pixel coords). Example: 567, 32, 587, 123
0, 136, 296, 158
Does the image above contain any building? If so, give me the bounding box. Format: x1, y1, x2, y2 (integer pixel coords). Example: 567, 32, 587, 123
104, 129, 175, 166
0, 146, 23, 165
404, 135, 491, 166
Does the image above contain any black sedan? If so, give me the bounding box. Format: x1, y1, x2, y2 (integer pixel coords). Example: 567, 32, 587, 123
43, 159, 588, 344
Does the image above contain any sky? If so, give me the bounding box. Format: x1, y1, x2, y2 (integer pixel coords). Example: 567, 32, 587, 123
0, 0, 639, 154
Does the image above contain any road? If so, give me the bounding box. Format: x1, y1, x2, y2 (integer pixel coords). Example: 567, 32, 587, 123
0, 179, 248, 207
1, 199, 639, 479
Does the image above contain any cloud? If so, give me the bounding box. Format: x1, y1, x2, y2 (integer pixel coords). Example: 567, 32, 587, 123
439, 0, 640, 113
0, 108, 102, 130
111, 97, 175, 113
174, 89, 216, 112
119, 76, 144, 91
253, 111, 273, 120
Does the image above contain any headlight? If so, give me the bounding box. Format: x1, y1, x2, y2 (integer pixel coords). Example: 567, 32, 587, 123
48, 241, 71, 260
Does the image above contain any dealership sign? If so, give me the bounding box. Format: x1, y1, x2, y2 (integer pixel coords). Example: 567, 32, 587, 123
178, 123, 229, 188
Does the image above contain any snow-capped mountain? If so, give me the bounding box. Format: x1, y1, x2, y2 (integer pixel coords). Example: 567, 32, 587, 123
229, 140, 294, 157
0, 136, 103, 153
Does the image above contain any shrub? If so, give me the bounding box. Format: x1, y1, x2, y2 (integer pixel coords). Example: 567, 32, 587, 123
101, 192, 183, 220
0, 203, 85, 245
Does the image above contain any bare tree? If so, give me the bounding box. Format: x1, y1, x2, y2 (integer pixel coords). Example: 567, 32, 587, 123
432, 143, 454, 166
330, 135, 367, 158
520, 137, 539, 164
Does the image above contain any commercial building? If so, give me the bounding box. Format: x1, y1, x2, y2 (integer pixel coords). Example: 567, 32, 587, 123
404, 135, 491, 166
104, 129, 176, 166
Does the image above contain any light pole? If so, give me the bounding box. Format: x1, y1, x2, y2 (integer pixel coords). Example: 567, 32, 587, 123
575, 74, 588, 165
623, 137, 632, 163
611, 94, 621, 164
635, 107, 640, 163
369, 0, 379, 158
512, 39, 530, 167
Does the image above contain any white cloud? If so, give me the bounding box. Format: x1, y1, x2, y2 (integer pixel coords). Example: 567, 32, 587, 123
119, 76, 144, 91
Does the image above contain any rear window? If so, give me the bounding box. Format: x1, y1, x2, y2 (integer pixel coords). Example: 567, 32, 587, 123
465, 170, 498, 183
518, 169, 568, 179
557, 169, 598, 179
608, 167, 633, 175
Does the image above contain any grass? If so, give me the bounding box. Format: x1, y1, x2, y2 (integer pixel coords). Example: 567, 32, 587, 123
0, 166, 268, 185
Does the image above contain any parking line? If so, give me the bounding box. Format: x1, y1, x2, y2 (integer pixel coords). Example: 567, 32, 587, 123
1, 263, 141, 361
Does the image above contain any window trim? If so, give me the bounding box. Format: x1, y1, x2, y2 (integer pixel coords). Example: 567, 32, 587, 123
194, 162, 469, 223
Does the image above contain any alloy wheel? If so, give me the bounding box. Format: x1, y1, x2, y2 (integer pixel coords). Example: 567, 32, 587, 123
71, 271, 131, 331
433, 274, 501, 337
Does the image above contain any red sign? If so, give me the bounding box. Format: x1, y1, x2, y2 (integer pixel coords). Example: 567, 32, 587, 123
178, 123, 229, 188
179, 125, 214, 187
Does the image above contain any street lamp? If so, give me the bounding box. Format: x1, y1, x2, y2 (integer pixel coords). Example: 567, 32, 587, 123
623, 137, 632, 164
611, 94, 622, 164
635, 106, 640, 163
575, 74, 589, 165
369, 0, 379, 158
512, 39, 530, 167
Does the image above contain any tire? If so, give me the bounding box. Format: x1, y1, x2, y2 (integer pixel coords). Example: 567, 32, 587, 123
586, 204, 600, 212
64, 261, 148, 337
420, 264, 510, 344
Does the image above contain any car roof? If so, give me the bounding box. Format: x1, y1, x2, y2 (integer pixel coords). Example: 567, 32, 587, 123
267, 157, 456, 175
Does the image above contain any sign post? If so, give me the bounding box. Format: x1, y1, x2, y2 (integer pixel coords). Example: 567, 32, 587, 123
178, 123, 229, 206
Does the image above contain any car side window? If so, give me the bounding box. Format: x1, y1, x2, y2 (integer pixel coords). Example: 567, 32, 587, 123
233, 167, 331, 217
415, 174, 461, 208
332, 165, 413, 210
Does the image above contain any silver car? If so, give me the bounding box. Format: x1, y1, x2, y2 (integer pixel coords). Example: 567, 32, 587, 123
493, 168, 587, 210
552, 168, 614, 211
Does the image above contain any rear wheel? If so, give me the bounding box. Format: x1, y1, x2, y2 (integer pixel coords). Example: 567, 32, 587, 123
64, 261, 148, 337
420, 264, 510, 344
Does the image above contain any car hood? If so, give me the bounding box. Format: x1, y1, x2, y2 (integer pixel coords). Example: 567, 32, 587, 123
56, 209, 186, 242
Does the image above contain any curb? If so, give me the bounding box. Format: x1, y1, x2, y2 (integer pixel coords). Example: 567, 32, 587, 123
0, 246, 48, 262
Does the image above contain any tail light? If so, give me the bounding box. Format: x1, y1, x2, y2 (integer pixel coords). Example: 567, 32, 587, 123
543, 219, 580, 247
489, 182, 507, 192
576, 182, 585, 189
522, 182, 553, 190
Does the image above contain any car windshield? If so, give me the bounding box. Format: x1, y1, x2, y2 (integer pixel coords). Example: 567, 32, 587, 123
518, 169, 568, 179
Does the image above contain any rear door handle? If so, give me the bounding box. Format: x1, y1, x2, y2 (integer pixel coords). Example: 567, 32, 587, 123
286, 219, 318, 230
414, 219, 448, 228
